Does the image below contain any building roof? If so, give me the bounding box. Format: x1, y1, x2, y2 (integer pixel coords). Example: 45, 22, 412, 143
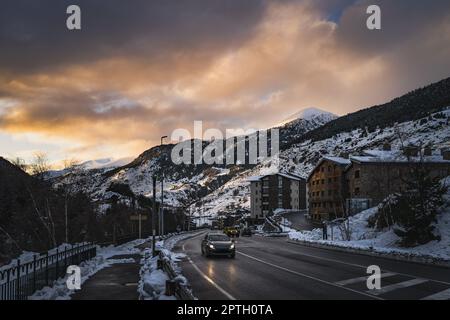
247, 172, 305, 182
306, 156, 351, 182
349, 149, 450, 165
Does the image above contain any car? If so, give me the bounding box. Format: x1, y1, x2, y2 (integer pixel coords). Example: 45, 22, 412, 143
223, 226, 239, 238
241, 227, 252, 237
201, 233, 236, 258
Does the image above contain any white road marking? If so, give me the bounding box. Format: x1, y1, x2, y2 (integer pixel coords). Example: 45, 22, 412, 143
336, 273, 397, 286
237, 251, 383, 300
421, 288, 450, 300
368, 278, 428, 296
284, 242, 450, 286
186, 256, 237, 300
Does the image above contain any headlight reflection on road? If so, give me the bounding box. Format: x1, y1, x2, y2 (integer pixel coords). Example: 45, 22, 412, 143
207, 263, 214, 278
228, 264, 236, 279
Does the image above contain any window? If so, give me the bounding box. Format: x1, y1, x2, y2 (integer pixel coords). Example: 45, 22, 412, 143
328, 178, 332, 183
321, 167, 325, 172
334, 177, 338, 182
321, 179, 325, 184
328, 190, 332, 196
328, 166, 331, 172
321, 191, 325, 196
354, 187, 360, 195
355, 170, 360, 179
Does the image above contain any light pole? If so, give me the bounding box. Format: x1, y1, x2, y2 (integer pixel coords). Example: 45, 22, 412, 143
160, 135, 168, 236
152, 175, 157, 256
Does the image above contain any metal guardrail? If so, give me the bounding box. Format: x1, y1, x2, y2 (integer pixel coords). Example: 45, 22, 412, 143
0, 243, 96, 300
158, 250, 195, 300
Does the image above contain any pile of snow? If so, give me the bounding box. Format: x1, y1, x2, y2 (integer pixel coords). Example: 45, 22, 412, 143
139, 232, 200, 300
289, 177, 450, 262
29, 239, 146, 300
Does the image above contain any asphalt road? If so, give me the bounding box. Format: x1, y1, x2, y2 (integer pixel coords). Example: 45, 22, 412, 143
174, 231, 450, 300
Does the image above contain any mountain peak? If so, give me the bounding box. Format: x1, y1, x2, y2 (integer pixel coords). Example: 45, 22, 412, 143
278, 107, 337, 127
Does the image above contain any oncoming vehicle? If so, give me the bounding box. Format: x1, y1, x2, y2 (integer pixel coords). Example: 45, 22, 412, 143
201, 233, 236, 258
223, 226, 239, 238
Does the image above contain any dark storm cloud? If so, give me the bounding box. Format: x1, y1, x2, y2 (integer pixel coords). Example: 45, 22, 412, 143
1, 0, 450, 163
0, 0, 267, 74
335, 0, 450, 56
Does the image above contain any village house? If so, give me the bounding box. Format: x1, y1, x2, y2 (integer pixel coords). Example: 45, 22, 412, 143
307, 146, 450, 222
345, 147, 450, 214
306, 157, 351, 222
249, 173, 306, 222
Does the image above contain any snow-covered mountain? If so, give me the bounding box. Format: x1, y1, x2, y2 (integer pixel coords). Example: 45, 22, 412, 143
80, 157, 134, 170
279, 107, 337, 125
53, 77, 450, 217
192, 107, 450, 218
52, 108, 336, 211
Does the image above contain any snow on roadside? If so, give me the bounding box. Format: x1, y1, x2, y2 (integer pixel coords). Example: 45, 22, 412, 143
288, 183, 450, 262
139, 232, 202, 300
29, 239, 146, 300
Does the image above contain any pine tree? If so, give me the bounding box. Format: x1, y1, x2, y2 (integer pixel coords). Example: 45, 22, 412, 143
393, 166, 447, 247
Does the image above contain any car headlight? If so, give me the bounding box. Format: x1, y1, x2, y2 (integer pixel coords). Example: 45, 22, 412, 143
230, 243, 235, 249
209, 244, 215, 249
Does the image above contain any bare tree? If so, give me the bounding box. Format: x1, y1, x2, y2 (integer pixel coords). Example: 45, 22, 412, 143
30, 152, 50, 180
9, 157, 28, 171
61, 158, 81, 243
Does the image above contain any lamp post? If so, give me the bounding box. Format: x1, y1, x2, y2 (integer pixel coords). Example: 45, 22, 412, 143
160, 135, 168, 236
152, 175, 157, 256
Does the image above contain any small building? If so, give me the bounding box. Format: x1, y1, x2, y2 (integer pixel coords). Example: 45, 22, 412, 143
345, 149, 450, 213
306, 157, 351, 222
249, 173, 306, 222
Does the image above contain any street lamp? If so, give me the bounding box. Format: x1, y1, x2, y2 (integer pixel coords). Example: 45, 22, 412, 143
160, 135, 168, 236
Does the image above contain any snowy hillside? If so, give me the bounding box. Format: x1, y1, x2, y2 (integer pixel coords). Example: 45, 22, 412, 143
53, 111, 334, 212
192, 108, 450, 218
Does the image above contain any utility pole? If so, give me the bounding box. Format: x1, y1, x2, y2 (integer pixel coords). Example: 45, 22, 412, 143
152, 176, 156, 256
160, 178, 164, 235
160, 135, 168, 236
188, 207, 191, 231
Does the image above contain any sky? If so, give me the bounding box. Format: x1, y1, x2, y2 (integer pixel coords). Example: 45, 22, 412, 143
1, 0, 450, 166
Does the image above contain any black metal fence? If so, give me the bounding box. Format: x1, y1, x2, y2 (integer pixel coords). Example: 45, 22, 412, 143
0, 243, 96, 300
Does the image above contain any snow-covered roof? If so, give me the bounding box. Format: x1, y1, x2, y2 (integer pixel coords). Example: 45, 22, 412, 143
350, 149, 450, 164
247, 172, 305, 182
307, 156, 351, 182
247, 176, 264, 182
323, 156, 352, 165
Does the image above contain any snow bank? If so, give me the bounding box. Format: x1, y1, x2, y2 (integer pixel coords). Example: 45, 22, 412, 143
29, 239, 146, 300
139, 232, 200, 300
289, 179, 450, 262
